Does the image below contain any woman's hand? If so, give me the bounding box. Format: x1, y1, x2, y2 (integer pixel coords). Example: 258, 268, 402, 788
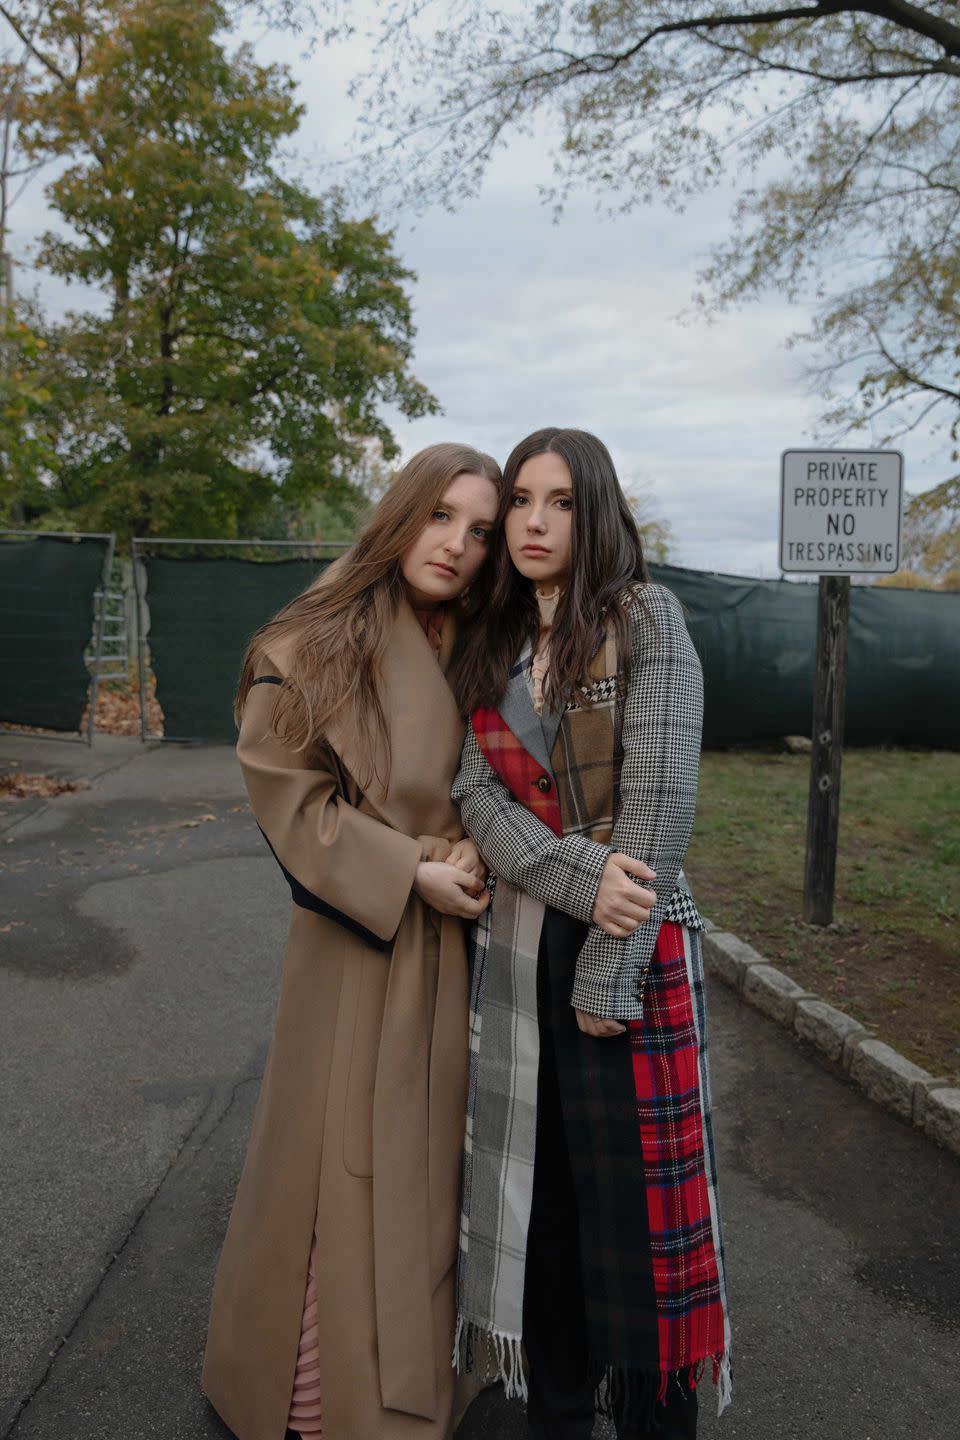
414, 860, 490, 919
447, 836, 488, 883
574, 1009, 626, 1038
591, 853, 657, 937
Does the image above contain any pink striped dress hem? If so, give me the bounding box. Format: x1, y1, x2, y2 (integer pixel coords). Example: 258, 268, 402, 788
287, 1238, 323, 1437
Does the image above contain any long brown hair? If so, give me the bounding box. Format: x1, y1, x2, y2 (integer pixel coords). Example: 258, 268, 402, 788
452, 428, 648, 713
237, 443, 502, 769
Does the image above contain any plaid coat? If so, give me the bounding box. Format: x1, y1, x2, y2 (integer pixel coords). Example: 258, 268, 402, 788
452, 583, 732, 1422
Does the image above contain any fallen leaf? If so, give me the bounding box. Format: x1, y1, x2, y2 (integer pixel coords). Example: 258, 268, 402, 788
80, 675, 165, 738
0, 773, 92, 800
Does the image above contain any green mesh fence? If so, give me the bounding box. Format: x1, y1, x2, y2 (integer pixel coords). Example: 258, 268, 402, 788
141, 551, 958, 747
0, 534, 111, 732
142, 553, 334, 742
649, 563, 959, 748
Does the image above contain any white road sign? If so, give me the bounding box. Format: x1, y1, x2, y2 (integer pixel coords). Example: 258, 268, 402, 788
780, 449, 903, 574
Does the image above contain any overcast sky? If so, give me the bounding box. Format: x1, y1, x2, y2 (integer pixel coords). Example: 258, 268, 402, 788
8, 4, 945, 576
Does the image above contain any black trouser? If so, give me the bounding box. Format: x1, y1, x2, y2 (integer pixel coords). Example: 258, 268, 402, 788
522, 932, 698, 1440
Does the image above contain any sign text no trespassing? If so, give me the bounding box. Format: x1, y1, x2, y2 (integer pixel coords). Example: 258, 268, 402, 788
779, 450, 903, 574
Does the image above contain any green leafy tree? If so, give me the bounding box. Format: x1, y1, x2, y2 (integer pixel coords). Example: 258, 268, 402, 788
330, 1, 960, 451
0, 7, 53, 521
12, 0, 436, 539
254, 437, 394, 540
0, 316, 55, 522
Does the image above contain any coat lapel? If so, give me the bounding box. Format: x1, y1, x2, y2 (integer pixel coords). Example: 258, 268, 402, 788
472, 640, 563, 836
497, 640, 556, 778
539, 695, 566, 762
500, 624, 616, 777
323, 598, 465, 843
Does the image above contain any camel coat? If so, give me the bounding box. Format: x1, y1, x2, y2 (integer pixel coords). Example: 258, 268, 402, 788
202, 601, 470, 1440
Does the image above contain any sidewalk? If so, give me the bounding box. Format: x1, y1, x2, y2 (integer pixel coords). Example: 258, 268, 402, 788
2, 737, 959, 1439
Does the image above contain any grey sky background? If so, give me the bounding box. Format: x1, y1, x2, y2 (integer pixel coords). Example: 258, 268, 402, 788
8, 5, 945, 575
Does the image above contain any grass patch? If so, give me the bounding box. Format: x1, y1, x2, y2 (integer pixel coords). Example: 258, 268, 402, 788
686, 749, 960, 1084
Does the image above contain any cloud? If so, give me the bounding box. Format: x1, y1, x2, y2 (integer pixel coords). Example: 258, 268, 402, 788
365, 164, 822, 574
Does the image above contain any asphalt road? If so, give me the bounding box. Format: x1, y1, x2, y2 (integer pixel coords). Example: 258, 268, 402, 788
2, 736, 959, 1440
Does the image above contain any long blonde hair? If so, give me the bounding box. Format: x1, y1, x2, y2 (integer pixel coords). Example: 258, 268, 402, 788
236, 443, 502, 770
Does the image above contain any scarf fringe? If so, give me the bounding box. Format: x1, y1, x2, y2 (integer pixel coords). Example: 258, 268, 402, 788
454, 1317, 733, 1423
591, 1359, 665, 1433
452, 1315, 527, 1401
590, 1350, 734, 1429
715, 1348, 734, 1416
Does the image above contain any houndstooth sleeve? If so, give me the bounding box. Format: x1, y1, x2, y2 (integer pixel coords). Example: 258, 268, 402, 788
570, 583, 703, 1020
452, 722, 611, 924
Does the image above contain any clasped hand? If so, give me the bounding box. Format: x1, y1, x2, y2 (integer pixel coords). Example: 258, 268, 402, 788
591, 851, 657, 938
413, 837, 490, 919
577, 851, 658, 1038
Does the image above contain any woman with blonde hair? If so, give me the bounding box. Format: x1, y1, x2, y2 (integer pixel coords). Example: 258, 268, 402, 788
203, 443, 502, 1440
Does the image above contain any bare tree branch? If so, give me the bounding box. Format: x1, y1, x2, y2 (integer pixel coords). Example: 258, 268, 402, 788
526, 2, 960, 83
0, 4, 66, 83
699, 33, 960, 81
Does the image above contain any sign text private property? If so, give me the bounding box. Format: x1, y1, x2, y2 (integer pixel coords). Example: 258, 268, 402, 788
780, 450, 903, 574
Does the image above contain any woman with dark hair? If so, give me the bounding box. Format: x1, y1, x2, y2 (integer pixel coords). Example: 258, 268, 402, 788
450, 429, 731, 1440
202, 443, 502, 1440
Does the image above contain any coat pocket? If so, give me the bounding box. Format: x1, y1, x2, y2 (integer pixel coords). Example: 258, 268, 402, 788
342, 950, 389, 1178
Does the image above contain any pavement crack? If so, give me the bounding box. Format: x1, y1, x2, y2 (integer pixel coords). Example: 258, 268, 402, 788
86, 745, 162, 785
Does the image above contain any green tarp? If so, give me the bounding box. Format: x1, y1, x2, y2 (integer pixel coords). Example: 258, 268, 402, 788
143, 552, 958, 748
649, 563, 959, 749
143, 554, 333, 742
0, 535, 110, 732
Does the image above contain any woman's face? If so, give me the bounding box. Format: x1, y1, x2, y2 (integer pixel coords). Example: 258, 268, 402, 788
400, 470, 499, 607
505, 451, 574, 589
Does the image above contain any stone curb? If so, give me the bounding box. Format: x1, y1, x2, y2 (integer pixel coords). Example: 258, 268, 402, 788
701, 924, 960, 1160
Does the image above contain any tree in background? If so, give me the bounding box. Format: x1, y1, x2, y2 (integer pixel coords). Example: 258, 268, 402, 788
877, 477, 960, 590
0, 316, 54, 520
2, 0, 436, 539
622, 481, 672, 563
0, 5, 53, 520
326, 2, 959, 461
254, 436, 396, 540
634, 511, 672, 565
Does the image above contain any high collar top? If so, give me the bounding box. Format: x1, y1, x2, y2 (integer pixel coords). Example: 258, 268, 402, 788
529, 585, 562, 715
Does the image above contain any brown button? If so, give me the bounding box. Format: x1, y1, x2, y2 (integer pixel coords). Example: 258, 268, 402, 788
536, 775, 551, 793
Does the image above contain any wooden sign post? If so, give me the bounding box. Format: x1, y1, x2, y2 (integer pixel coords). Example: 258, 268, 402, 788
802, 575, 850, 925
780, 449, 903, 926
